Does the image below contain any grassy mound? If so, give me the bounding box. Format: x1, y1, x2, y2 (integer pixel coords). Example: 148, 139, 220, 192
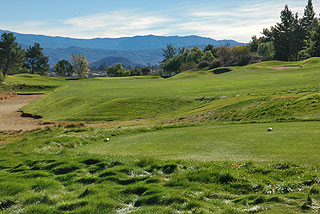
3, 74, 66, 93
18, 58, 320, 124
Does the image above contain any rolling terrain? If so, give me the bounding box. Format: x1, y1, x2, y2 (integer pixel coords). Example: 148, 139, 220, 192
1, 59, 320, 213
15, 58, 320, 124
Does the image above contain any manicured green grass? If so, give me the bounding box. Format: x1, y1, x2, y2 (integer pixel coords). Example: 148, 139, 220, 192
77, 121, 320, 163
18, 58, 320, 124
1, 58, 320, 213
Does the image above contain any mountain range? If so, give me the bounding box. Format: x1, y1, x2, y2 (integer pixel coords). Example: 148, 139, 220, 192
0, 30, 246, 66
91, 56, 144, 69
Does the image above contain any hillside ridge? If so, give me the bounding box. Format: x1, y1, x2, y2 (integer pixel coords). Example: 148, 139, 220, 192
0, 30, 245, 50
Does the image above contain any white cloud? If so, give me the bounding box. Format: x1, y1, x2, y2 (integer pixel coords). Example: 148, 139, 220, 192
64, 10, 171, 33
174, 1, 290, 42
1, 0, 320, 42
167, 0, 320, 42
1, 10, 174, 38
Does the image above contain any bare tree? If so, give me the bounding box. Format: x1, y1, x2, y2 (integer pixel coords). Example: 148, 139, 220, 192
71, 53, 90, 77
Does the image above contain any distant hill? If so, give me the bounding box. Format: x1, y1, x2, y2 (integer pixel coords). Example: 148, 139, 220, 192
91, 56, 144, 69
43, 46, 163, 66
0, 30, 246, 66
0, 30, 245, 51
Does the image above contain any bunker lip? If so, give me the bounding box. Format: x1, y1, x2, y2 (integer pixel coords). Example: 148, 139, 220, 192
17, 92, 45, 95
272, 65, 301, 70
0, 92, 17, 100
18, 111, 43, 119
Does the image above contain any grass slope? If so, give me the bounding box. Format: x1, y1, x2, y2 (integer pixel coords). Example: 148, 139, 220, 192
18, 58, 320, 124
2, 74, 66, 94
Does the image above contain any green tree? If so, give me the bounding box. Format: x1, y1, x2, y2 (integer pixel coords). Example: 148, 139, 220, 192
0, 33, 25, 77
299, 22, 320, 59
204, 44, 218, 57
141, 67, 151, 76
301, 0, 316, 34
178, 47, 186, 54
97, 61, 107, 71
230, 45, 253, 66
53, 60, 74, 77
200, 51, 215, 62
186, 46, 203, 63
106, 63, 126, 77
248, 36, 259, 52
24, 43, 49, 75
262, 28, 273, 42
257, 42, 275, 61
216, 46, 232, 66
272, 5, 296, 61
129, 68, 142, 76
204, 44, 214, 52
162, 54, 184, 76
161, 43, 177, 64
71, 53, 90, 78
292, 13, 305, 60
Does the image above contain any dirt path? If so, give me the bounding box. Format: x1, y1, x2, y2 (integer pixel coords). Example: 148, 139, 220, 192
0, 95, 44, 131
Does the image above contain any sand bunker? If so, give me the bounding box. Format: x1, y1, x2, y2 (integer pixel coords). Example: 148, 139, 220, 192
272, 65, 301, 70
0, 94, 44, 131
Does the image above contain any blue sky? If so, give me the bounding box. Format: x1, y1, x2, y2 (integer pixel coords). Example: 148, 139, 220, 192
1, 0, 319, 42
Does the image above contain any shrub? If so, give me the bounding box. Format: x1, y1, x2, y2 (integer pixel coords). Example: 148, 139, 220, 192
209, 60, 221, 69
198, 61, 210, 68
179, 61, 197, 72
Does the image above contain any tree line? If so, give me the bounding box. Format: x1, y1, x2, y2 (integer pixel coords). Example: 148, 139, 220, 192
161, 43, 259, 76
161, 0, 320, 76
0, 33, 93, 81
249, 0, 320, 61
0, 33, 49, 82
